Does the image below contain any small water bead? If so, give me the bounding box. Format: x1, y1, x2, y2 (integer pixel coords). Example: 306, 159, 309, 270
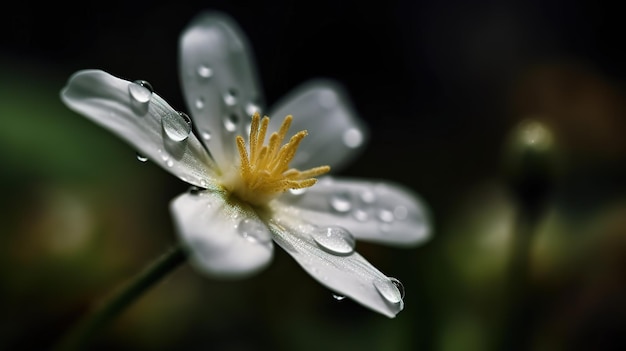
289, 188, 307, 196
378, 209, 395, 222
245, 103, 260, 116
343, 128, 364, 148
201, 131, 212, 141
329, 193, 352, 213
332, 294, 346, 301
195, 97, 205, 110
136, 152, 148, 162
393, 205, 408, 220
360, 190, 376, 204
237, 218, 272, 244
197, 65, 213, 79
379, 223, 391, 233
223, 113, 239, 132
166, 159, 174, 167
163, 111, 192, 142
311, 226, 355, 256
353, 209, 369, 222
224, 89, 237, 106
373, 277, 404, 304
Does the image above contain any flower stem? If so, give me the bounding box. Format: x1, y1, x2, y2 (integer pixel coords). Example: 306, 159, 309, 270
55, 245, 187, 351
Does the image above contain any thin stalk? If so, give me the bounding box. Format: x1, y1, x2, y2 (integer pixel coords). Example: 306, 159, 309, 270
55, 245, 187, 351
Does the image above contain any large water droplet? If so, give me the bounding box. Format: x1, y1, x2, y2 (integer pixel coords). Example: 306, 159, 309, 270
129, 80, 153, 115
129, 80, 153, 103
343, 128, 363, 148
312, 226, 355, 256
136, 152, 148, 162
224, 113, 239, 132
197, 65, 213, 79
329, 193, 352, 213
163, 111, 192, 142
373, 277, 404, 304
237, 218, 271, 244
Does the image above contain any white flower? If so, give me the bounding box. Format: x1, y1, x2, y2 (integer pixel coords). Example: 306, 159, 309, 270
60, 11, 431, 318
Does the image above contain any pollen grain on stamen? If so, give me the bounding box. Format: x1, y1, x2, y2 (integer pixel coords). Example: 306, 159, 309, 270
228, 112, 330, 206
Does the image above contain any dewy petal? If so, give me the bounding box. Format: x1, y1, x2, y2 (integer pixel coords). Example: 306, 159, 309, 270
267, 214, 404, 318
276, 176, 432, 246
61, 70, 218, 187
170, 188, 274, 277
268, 79, 369, 172
179, 11, 264, 170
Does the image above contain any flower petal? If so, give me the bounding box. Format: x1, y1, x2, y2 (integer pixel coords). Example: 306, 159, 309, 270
61, 69, 217, 187
276, 177, 432, 246
268, 79, 369, 171
179, 11, 264, 170
170, 188, 274, 278
267, 213, 404, 318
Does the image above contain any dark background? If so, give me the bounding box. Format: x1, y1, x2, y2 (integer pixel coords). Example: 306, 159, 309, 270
2, 1, 626, 350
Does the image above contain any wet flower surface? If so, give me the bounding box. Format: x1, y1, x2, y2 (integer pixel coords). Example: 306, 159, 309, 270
61, 11, 431, 318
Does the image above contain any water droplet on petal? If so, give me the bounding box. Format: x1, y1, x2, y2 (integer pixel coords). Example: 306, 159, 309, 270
245, 103, 260, 116
201, 131, 211, 141
378, 209, 394, 222
224, 113, 239, 132
343, 128, 363, 148
332, 294, 346, 301
330, 193, 352, 213
166, 159, 174, 167
195, 97, 205, 110
223, 88, 239, 106
312, 226, 355, 256
197, 65, 213, 79
136, 152, 148, 162
163, 111, 192, 142
129, 80, 153, 115
289, 188, 307, 196
353, 209, 369, 221
360, 190, 376, 204
373, 277, 404, 304
237, 218, 272, 244
129, 80, 153, 103
393, 205, 408, 220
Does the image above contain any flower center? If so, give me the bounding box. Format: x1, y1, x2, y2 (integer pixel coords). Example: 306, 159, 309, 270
224, 112, 330, 206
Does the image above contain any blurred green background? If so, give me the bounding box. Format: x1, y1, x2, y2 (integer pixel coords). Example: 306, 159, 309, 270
2, 1, 626, 350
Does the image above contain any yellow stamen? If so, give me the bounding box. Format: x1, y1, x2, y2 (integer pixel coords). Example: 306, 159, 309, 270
225, 112, 330, 206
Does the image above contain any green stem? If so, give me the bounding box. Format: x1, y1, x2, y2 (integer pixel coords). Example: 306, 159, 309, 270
55, 245, 187, 351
